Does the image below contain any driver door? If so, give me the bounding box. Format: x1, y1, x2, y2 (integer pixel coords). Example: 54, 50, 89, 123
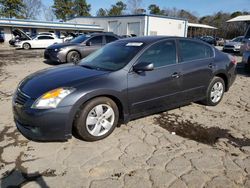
84, 36, 104, 56
127, 40, 182, 115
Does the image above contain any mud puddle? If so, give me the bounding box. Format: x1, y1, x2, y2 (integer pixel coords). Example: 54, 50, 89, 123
155, 112, 250, 147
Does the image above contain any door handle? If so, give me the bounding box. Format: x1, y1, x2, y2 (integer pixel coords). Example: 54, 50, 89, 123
208, 63, 215, 69
172, 72, 180, 78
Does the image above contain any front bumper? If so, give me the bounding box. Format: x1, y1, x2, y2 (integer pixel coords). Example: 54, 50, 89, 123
223, 46, 240, 52
44, 49, 66, 64
13, 99, 73, 141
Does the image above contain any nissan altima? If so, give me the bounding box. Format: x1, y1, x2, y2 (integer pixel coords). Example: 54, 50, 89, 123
13, 36, 237, 141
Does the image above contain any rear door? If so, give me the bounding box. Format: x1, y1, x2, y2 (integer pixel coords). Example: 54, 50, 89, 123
127, 40, 182, 115
177, 39, 215, 101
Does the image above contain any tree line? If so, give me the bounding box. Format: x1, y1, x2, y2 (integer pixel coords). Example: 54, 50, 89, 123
0, 0, 249, 39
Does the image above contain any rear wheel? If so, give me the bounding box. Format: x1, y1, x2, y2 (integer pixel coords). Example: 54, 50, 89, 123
202, 77, 225, 106
73, 97, 119, 141
23, 43, 31, 50
67, 51, 81, 63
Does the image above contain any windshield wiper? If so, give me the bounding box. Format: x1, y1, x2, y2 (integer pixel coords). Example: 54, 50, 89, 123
81, 65, 112, 71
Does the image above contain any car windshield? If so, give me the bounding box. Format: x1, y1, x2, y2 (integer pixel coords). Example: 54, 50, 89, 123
70, 35, 90, 43
79, 41, 145, 71
231, 37, 242, 42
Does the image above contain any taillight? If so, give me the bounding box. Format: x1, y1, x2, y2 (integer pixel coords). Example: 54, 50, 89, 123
228, 55, 237, 65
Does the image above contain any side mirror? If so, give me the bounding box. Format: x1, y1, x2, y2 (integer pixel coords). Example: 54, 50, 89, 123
86, 41, 92, 46
133, 62, 154, 72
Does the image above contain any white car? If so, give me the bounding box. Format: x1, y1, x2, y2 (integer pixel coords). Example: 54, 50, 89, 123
15, 35, 63, 50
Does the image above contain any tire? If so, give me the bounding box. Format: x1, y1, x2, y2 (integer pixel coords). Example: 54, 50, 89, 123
73, 97, 119, 141
67, 51, 81, 63
202, 77, 225, 106
23, 43, 31, 50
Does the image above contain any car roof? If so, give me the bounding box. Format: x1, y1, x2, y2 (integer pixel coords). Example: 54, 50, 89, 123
118, 36, 181, 45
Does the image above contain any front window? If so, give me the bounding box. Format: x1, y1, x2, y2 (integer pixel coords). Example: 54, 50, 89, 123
70, 35, 90, 43
79, 41, 145, 71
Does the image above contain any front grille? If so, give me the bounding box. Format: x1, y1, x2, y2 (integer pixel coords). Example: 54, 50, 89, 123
224, 45, 234, 48
15, 89, 30, 106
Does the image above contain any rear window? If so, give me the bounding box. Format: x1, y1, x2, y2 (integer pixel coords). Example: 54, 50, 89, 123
179, 40, 214, 62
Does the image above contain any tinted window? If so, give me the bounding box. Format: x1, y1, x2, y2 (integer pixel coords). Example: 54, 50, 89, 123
138, 40, 176, 68
38, 36, 54, 40
79, 41, 144, 71
70, 35, 89, 43
179, 40, 213, 62
88, 36, 103, 45
106, 36, 118, 43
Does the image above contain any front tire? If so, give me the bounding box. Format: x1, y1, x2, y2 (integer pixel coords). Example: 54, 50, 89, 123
73, 97, 119, 141
67, 51, 81, 63
202, 77, 225, 106
23, 43, 31, 50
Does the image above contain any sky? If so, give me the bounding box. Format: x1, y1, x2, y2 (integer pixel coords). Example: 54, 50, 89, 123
43, 0, 250, 17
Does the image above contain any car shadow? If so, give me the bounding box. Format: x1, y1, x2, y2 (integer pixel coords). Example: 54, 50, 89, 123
43, 60, 62, 66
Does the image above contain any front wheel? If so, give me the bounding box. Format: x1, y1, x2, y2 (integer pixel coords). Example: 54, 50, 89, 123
202, 77, 225, 106
73, 97, 119, 141
23, 43, 31, 50
67, 51, 81, 63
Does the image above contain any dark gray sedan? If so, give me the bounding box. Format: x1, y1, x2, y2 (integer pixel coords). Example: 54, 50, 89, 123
44, 33, 120, 64
13, 36, 237, 142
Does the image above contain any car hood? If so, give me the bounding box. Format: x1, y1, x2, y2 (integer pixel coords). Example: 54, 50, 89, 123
12, 28, 31, 40
225, 41, 241, 46
19, 65, 108, 99
47, 42, 80, 49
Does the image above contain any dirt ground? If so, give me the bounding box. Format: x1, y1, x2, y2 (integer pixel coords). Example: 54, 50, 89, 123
0, 48, 250, 188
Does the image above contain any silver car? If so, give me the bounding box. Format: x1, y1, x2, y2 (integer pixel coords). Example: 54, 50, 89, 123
223, 36, 244, 52
44, 33, 120, 64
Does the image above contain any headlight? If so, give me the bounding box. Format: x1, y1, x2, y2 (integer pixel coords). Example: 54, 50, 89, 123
54, 48, 61, 52
31, 87, 74, 109
235, 44, 241, 48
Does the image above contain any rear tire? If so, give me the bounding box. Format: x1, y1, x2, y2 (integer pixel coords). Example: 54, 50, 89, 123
73, 97, 119, 141
67, 51, 81, 63
23, 43, 31, 50
202, 77, 225, 106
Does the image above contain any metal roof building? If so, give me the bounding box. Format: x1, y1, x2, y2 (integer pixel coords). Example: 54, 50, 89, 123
0, 18, 103, 45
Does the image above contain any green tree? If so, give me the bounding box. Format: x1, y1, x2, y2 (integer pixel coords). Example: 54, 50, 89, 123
52, 0, 74, 21
73, 0, 91, 17
0, 0, 25, 18
96, 8, 107, 16
148, 4, 163, 15
108, 1, 126, 16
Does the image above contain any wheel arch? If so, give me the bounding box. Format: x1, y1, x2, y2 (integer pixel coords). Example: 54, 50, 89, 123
66, 50, 81, 62
214, 72, 229, 92
67, 92, 128, 135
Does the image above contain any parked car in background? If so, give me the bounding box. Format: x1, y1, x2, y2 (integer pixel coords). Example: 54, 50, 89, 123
223, 36, 244, 53
0, 32, 4, 43
216, 37, 225, 46
241, 25, 250, 69
44, 33, 120, 64
200, 36, 216, 45
15, 35, 63, 50
9, 28, 31, 46
13, 36, 237, 141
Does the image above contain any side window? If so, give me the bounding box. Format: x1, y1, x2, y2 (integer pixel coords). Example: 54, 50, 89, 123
179, 40, 213, 62
137, 40, 177, 68
88, 36, 103, 45
38, 36, 54, 40
106, 36, 118, 43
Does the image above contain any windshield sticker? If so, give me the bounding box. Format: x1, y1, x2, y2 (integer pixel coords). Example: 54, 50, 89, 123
126, 42, 143, 47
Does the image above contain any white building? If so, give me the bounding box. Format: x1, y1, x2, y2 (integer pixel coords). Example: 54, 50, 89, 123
68, 14, 188, 37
